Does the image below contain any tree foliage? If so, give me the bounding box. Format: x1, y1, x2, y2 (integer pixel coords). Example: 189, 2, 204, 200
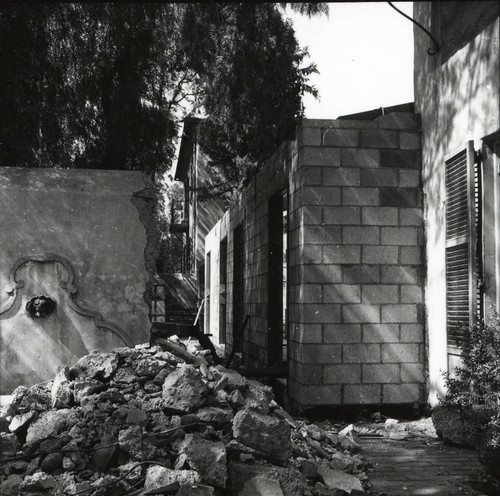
0, 3, 325, 190
182, 3, 319, 197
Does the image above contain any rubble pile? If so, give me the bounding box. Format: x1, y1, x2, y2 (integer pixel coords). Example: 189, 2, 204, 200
0, 338, 371, 495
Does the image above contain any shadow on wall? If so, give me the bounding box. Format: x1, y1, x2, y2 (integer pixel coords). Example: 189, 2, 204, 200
0, 259, 129, 393
415, 3, 499, 402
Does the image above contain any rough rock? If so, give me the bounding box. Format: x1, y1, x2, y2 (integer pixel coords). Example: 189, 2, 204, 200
92, 434, 118, 472
25, 409, 79, 445
153, 368, 170, 385
317, 464, 364, 494
12, 384, 51, 414
179, 433, 227, 487
228, 462, 306, 496
162, 365, 208, 413
214, 367, 247, 392
432, 405, 492, 448
118, 425, 157, 460
40, 451, 64, 473
232, 409, 292, 465
196, 407, 234, 427
244, 380, 274, 413
0, 340, 373, 495
0, 432, 21, 454
338, 435, 361, 453
328, 452, 356, 472
73, 379, 105, 404
8, 410, 36, 436
70, 351, 118, 381
135, 358, 165, 378
384, 418, 399, 430
297, 459, 320, 479
176, 484, 215, 495
144, 466, 201, 489
0, 474, 23, 496
111, 366, 137, 384
20, 472, 56, 491
51, 366, 73, 409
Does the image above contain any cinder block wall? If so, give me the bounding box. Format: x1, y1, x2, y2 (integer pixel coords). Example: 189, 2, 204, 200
204, 137, 301, 367
289, 114, 426, 409
205, 113, 426, 410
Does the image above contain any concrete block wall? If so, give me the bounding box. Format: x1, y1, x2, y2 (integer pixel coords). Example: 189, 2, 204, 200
288, 113, 426, 409
205, 137, 301, 367
205, 112, 426, 410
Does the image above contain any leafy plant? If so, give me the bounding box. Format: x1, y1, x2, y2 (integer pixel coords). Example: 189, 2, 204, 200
441, 316, 500, 448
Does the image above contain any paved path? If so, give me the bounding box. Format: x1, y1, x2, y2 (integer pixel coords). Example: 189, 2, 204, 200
357, 435, 499, 496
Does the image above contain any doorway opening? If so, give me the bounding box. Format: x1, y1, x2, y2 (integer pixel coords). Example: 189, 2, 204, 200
268, 189, 288, 367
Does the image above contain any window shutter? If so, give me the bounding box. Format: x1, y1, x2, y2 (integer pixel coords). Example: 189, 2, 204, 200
445, 141, 481, 346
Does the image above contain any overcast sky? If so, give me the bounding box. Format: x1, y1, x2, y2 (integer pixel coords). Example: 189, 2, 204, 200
286, 2, 414, 119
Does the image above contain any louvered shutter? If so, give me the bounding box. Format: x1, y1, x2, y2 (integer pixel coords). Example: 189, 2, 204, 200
445, 141, 481, 346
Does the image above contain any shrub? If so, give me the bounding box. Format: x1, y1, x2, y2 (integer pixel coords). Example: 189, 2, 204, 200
440, 316, 500, 449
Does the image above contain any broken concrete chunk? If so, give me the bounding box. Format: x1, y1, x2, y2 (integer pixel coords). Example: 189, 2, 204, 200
70, 351, 118, 381
179, 433, 228, 487
196, 407, 234, 427
317, 465, 364, 494
328, 452, 356, 472
306, 424, 326, 441
232, 409, 292, 465
387, 431, 407, 440
20, 472, 56, 491
243, 380, 274, 413
229, 389, 246, 409
162, 365, 208, 413
0, 474, 23, 496
25, 409, 79, 445
0, 432, 20, 455
125, 405, 148, 425
240, 475, 285, 496
338, 436, 361, 453
213, 367, 247, 392
228, 462, 306, 496
154, 350, 183, 365
153, 368, 170, 385
118, 425, 157, 460
92, 434, 118, 472
144, 466, 201, 489
228, 463, 284, 496
176, 484, 215, 495
13, 384, 52, 414
73, 379, 105, 404
297, 459, 320, 479
51, 366, 73, 409
135, 357, 164, 378
339, 424, 354, 437
40, 451, 64, 473
111, 366, 136, 384
384, 418, 399, 430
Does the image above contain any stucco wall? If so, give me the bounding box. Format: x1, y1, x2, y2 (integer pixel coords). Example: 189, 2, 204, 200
0, 167, 156, 393
414, 3, 500, 404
